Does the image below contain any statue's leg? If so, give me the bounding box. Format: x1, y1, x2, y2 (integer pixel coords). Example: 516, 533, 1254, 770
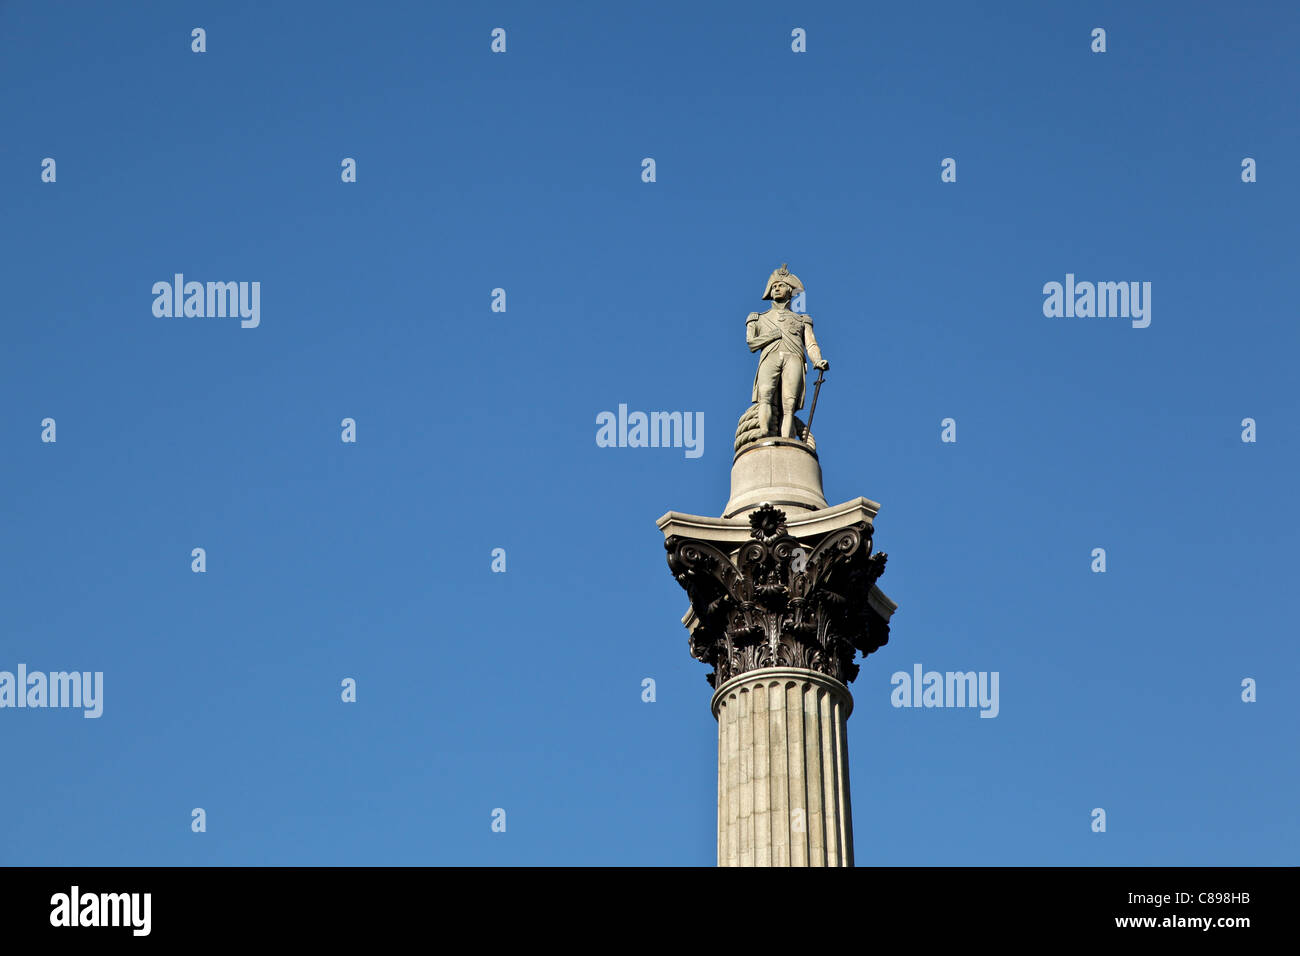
780, 399, 797, 437
779, 355, 801, 438
756, 356, 782, 436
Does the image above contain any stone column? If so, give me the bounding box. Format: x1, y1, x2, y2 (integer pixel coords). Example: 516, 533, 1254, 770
712, 667, 854, 867
659, 412, 898, 869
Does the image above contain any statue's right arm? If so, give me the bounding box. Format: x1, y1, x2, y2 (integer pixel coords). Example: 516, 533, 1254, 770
746, 313, 780, 352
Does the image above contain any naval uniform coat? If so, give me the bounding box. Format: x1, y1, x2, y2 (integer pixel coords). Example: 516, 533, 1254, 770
746, 307, 825, 411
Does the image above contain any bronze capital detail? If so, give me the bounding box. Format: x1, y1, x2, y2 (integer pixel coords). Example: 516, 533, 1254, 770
664, 504, 890, 687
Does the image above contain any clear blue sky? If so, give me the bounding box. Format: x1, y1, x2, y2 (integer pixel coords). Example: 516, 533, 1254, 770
2, 0, 1296, 866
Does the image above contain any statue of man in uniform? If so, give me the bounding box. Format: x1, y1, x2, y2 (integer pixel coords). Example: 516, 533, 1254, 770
747, 264, 829, 439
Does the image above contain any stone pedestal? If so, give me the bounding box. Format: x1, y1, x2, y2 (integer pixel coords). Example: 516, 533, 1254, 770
713, 667, 854, 867
724, 439, 828, 519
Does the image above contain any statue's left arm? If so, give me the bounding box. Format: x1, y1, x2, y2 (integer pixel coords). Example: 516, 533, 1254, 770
803, 316, 829, 370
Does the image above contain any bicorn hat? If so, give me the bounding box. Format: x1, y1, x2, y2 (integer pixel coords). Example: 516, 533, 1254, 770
762, 263, 804, 300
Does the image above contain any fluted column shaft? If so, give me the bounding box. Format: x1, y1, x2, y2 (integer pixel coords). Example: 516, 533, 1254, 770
711, 667, 854, 867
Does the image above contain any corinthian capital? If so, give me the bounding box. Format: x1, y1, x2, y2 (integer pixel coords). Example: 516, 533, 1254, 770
665, 504, 889, 687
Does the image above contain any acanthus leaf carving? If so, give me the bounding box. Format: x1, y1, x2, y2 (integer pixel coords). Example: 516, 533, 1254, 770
664, 504, 892, 688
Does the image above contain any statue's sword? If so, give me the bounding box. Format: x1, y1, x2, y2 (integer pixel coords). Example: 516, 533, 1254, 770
802, 368, 826, 443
